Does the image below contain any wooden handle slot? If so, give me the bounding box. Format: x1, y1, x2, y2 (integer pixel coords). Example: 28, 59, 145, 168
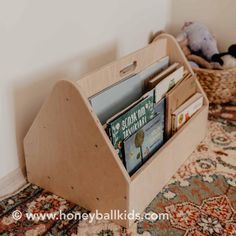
119, 61, 137, 78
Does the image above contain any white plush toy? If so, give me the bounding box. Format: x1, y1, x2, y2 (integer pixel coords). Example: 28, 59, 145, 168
176, 22, 219, 61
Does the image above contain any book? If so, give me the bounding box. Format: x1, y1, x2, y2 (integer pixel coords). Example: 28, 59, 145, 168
154, 66, 184, 103
165, 75, 197, 138
123, 99, 165, 175
172, 93, 204, 132
146, 62, 180, 90
89, 56, 169, 124
154, 98, 165, 142
106, 90, 155, 160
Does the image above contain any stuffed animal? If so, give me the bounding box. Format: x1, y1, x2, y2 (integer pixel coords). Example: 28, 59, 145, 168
176, 22, 219, 61
177, 36, 219, 69
212, 44, 236, 69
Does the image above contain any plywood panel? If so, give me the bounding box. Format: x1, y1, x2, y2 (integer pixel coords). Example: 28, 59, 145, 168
24, 80, 130, 225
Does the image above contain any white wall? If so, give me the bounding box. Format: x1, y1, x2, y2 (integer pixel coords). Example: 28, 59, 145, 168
168, 0, 236, 51
0, 0, 170, 180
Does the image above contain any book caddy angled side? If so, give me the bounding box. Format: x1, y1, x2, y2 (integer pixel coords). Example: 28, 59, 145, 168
24, 34, 209, 227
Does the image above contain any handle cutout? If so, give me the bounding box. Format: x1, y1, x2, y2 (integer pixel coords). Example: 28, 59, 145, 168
120, 61, 137, 77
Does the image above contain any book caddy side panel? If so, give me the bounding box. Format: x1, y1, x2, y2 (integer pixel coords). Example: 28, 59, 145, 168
24, 34, 209, 228
24, 80, 130, 226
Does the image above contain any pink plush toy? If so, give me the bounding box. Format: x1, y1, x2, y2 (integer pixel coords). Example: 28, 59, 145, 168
176, 22, 219, 61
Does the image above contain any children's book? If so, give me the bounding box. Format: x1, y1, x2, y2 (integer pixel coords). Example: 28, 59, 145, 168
172, 92, 203, 133
106, 90, 155, 161
146, 62, 180, 90
154, 66, 184, 103
123, 99, 165, 175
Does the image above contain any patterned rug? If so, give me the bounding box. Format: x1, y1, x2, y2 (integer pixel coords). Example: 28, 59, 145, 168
0, 104, 236, 236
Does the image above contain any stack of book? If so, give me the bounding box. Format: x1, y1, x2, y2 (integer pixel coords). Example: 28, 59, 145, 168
89, 56, 204, 175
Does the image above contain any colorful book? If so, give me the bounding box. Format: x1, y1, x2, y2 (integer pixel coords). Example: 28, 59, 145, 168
123, 99, 165, 175
106, 90, 155, 160
172, 93, 203, 133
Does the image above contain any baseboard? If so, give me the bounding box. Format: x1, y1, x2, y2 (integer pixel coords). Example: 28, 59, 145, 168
0, 167, 27, 200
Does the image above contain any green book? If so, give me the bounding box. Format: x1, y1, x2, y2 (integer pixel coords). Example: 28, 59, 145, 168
107, 90, 155, 160
123, 98, 165, 175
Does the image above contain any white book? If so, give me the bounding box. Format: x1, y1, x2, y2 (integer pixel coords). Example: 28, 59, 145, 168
172, 92, 203, 132
154, 66, 184, 103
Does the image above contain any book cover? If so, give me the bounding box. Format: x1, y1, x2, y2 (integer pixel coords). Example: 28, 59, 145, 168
123, 100, 165, 175
107, 90, 155, 160
165, 75, 197, 138
153, 98, 165, 142
154, 66, 184, 103
172, 93, 203, 132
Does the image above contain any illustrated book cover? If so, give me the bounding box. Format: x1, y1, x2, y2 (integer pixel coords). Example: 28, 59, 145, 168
107, 90, 155, 160
154, 65, 184, 103
123, 98, 165, 175
172, 92, 203, 132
